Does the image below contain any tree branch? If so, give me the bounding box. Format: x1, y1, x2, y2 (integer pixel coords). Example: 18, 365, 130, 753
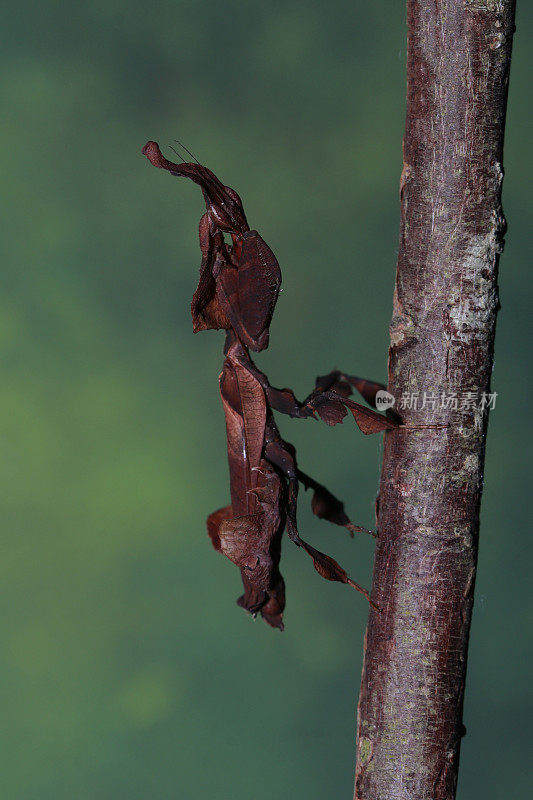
354, 2, 516, 798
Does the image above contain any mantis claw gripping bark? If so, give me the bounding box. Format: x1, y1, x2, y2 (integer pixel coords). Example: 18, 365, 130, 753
142, 141, 396, 629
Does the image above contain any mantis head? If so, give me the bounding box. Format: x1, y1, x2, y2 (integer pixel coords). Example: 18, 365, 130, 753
142, 141, 249, 236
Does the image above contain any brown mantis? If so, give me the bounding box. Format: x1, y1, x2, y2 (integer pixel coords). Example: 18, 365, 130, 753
142, 141, 396, 630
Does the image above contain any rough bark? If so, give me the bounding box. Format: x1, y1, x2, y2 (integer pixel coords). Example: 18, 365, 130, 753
353, 2, 516, 799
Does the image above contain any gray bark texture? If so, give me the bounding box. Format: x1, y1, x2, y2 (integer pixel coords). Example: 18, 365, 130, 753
353, 2, 516, 799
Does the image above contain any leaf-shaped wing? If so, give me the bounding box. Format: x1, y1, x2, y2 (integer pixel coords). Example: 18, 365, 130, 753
235, 231, 281, 351
219, 353, 267, 515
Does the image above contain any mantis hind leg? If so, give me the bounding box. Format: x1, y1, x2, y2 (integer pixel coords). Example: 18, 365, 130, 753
263, 430, 378, 608
296, 469, 376, 538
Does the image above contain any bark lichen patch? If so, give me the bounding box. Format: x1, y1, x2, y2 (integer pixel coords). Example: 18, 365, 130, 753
390, 288, 416, 348
464, 0, 505, 13
359, 737, 373, 767
445, 231, 500, 345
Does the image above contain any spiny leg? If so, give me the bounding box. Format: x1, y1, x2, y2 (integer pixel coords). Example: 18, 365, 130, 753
296, 469, 377, 538
263, 426, 378, 609
231, 353, 396, 433
312, 371, 385, 406
300, 372, 396, 432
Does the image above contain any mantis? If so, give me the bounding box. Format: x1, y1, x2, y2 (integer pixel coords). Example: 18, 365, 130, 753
142, 141, 396, 630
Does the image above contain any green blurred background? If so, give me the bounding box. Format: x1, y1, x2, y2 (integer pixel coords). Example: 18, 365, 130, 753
2, 2, 531, 798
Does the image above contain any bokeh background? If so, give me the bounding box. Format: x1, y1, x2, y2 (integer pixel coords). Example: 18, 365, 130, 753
2, 2, 531, 798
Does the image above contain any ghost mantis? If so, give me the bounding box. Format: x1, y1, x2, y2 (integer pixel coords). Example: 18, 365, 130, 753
142, 141, 396, 629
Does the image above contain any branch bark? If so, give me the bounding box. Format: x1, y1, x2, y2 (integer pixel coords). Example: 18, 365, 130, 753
353, 2, 516, 799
